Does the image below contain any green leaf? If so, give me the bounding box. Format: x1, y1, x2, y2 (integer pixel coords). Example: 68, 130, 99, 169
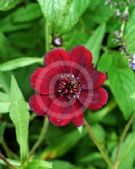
0, 92, 10, 113
98, 52, 112, 72
13, 3, 42, 23
0, 31, 11, 60
37, 0, 67, 23
112, 132, 135, 169
124, 8, 135, 53
0, 91, 9, 102
40, 129, 86, 159
9, 76, 30, 162
0, 102, 10, 113
87, 101, 116, 123
107, 132, 118, 154
64, 30, 89, 50
0, 57, 43, 71
85, 24, 106, 64
52, 160, 74, 169
91, 124, 106, 143
59, 0, 91, 33
0, 17, 32, 33
99, 51, 135, 118
37, 0, 91, 33
8, 31, 40, 49
109, 56, 135, 118
0, 31, 23, 61
0, 0, 21, 11
0, 72, 11, 93
25, 160, 52, 169
79, 152, 102, 163
83, 0, 113, 25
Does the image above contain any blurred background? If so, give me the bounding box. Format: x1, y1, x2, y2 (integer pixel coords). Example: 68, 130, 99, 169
0, 0, 135, 169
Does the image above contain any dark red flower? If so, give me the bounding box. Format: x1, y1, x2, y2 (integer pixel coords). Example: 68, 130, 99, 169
29, 46, 108, 127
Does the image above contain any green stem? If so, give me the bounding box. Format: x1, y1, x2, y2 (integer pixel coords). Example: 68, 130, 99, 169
114, 112, 135, 169
84, 119, 113, 169
30, 113, 36, 122
120, 6, 128, 38
0, 153, 17, 169
45, 20, 50, 52
1, 140, 11, 158
29, 117, 49, 157
1, 140, 18, 159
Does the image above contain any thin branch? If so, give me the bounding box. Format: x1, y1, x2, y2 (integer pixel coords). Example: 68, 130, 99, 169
29, 117, 49, 157
0, 153, 16, 169
1, 140, 18, 159
84, 119, 113, 169
45, 20, 50, 52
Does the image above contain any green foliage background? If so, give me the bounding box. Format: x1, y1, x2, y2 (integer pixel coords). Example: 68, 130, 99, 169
0, 0, 135, 169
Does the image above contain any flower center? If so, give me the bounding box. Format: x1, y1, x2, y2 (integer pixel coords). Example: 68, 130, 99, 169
58, 73, 81, 100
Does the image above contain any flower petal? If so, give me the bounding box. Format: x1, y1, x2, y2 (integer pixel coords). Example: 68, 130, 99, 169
72, 113, 84, 127
79, 88, 108, 110
78, 90, 93, 107
78, 65, 106, 90
29, 94, 51, 115
78, 65, 93, 90
45, 48, 69, 66
89, 69, 106, 88
30, 67, 61, 95
47, 97, 83, 126
70, 45, 92, 67
88, 88, 108, 110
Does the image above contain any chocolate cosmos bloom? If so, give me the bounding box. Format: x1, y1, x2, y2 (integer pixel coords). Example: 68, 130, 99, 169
29, 46, 108, 127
